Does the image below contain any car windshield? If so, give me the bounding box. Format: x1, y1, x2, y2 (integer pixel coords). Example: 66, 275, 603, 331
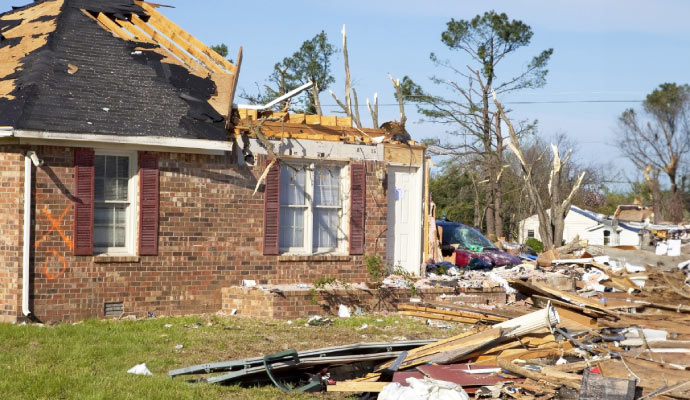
443, 224, 496, 250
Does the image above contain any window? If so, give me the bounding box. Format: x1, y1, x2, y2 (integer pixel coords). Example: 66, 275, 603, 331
603, 230, 610, 246
279, 163, 347, 254
527, 229, 535, 239
93, 152, 137, 254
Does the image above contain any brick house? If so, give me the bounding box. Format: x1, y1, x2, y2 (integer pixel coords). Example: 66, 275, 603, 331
0, 0, 428, 322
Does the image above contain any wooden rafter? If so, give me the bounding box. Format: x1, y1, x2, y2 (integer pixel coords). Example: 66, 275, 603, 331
114, 18, 155, 43
141, 13, 224, 74
94, 12, 134, 40
136, 1, 237, 74
225, 46, 242, 129
130, 14, 206, 74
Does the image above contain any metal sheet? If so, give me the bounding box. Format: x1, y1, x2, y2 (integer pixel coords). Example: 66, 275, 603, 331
417, 363, 522, 387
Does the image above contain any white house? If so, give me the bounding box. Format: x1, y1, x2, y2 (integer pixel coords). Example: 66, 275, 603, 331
518, 205, 642, 247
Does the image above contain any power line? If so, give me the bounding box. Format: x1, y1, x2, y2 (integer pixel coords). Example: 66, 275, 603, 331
319, 99, 644, 107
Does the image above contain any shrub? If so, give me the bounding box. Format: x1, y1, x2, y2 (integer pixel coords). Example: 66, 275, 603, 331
525, 237, 544, 253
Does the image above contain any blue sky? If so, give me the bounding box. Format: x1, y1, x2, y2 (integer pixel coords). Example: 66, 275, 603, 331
123, 2, 690, 180
65, 2, 690, 184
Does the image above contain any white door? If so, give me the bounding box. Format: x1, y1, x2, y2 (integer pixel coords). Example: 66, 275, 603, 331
387, 166, 423, 275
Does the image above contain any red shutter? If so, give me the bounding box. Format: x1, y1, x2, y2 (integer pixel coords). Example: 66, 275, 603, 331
139, 152, 159, 256
349, 163, 366, 255
73, 148, 94, 256
263, 161, 281, 255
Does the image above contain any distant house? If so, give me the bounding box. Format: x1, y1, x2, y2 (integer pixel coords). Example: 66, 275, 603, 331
615, 205, 654, 224
518, 206, 641, 247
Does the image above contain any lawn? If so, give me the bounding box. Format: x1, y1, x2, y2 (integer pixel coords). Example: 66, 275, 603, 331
0, 314, 467, 399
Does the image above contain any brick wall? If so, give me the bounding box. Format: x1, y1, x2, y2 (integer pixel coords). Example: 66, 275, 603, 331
1, 145, 389, 322
0, 147, 23, 322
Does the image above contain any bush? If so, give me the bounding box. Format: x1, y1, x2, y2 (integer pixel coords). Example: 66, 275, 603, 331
364, 255, 385, 282
525, 237, 544, 253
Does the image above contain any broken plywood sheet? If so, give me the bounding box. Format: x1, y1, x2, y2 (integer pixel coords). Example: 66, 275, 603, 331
384, 144, 424, 166
0, 0, 64, 99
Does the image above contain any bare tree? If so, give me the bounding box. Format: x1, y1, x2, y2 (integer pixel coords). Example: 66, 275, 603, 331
494, 93, 584, 250
619, 83, 690, 223
403, 11, 552, 237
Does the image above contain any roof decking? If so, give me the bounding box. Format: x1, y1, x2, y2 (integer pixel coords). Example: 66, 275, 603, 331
0, 0, 240, 141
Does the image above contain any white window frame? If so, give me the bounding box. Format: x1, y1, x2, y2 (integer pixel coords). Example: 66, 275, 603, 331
280, 161, 349, 255
93, 149, 138, 256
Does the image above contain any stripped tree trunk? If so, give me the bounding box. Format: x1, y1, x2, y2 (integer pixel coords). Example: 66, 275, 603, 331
493, 92, 585, 250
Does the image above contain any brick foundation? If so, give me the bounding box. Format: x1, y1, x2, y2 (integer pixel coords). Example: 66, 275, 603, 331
222, 286, 459, 319
0, 145, 389, 322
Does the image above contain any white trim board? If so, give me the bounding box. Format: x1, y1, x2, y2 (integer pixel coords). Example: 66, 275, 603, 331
244, 137, 382, 162
12, 130, 231, 154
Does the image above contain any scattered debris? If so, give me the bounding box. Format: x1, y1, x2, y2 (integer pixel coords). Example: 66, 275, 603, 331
127, 363, 152, 376
378, 377, 470, 400
167, 241, 690, 398
305, 316, 333, 326
338, 304, 351, 318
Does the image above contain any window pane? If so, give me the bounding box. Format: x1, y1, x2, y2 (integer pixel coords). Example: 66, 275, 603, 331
314, 167, 340, 206
280, 207, 304, 248
313, 208, 338, 249
94, 205, 127, 248
94, 177, 105, 201
116, 178, 128, 201
280, 165, 306, 205
115, 206, 126, 225
95, 156, 105, 177
114, 227, 126, 248
95, 155, 129, 201
117, 156, 129, 179
106, 156, 117, 178
94, 226, 110, 248
94, 206, 109, 225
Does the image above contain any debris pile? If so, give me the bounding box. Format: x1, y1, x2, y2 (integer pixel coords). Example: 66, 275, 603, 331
170, 244, 690, 398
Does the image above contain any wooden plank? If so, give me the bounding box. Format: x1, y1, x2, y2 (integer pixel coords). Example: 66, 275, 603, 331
400, 310, 483, 324
321, 115, 337, 126
554, 306, 599, 330
224, 46, 242, 125
384, 144, 423, 166
289, 113, 306, 123
137, 1, 237, 73
130, 14, 206, 74
398, 304, 508, 322
144, 13, 224, 75
336, 116, 353, 127
95, 12, 134, 40
305, 114, 321, 125
114, 18, 155, 43
326, 381, 388, 392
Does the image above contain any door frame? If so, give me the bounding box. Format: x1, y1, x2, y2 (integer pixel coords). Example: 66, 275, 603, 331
386, 164, 424, 275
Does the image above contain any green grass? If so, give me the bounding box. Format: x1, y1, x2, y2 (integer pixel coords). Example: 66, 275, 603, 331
0, 315, 468, 399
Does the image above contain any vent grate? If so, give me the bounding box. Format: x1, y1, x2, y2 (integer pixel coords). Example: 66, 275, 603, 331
104, 302, 124, 317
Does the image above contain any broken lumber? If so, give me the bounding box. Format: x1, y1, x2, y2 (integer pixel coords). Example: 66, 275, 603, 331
398, 304, 508, 323
497, 359, 581, 390
326, 381, 388, 392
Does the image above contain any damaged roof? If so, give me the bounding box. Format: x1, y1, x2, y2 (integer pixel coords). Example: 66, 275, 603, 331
0, 0, 240, 141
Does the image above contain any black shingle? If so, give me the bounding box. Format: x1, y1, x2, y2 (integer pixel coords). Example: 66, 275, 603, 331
0, 0, 229, 142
